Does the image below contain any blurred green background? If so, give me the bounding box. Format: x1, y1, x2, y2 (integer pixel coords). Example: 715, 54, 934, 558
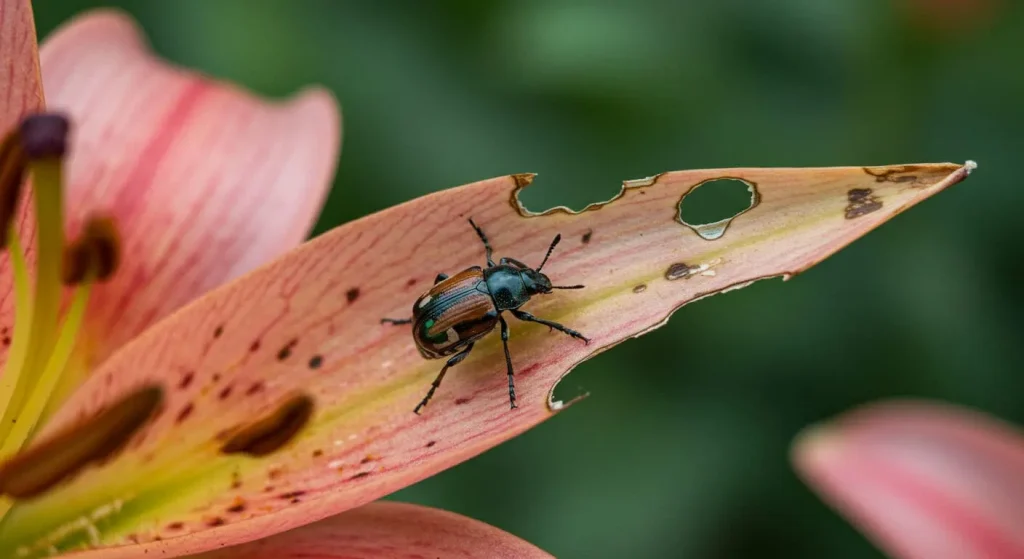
34, 1, 1023, 557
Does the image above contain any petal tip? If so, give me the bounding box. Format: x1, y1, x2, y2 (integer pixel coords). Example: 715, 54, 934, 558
40, 7, 147, 55
791, 421, 845, 474
286, 84, 343, 151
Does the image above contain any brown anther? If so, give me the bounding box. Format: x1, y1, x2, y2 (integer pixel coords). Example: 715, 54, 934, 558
0, 384, 164, 500
62, 216, 121, 285
0, 130, 27, 246
61, 239, 90, 285
18, 113, 70, 160
221, 392, 315, 457
84, 217, 120, 281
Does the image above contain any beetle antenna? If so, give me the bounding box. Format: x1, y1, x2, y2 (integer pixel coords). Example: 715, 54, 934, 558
537, 234, 561, 271
551, 284, 585, 290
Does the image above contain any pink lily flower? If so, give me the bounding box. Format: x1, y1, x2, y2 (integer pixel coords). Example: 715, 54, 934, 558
0, 3, 551, 557
0, 2, 978, 558
793, 400, 1024, 559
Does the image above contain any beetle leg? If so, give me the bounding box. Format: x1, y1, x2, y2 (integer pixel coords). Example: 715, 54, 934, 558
498, 315, 517, 409
509, 309, 590, 345
468, 218, 495, 267
433, 273, 449, 284
414, 343, 474, 414
380, 317, 412, 325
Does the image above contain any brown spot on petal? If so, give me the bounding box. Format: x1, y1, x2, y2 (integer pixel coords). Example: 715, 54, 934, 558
226, 497, 246, 513
177, 371, 195, 390
213, 325, 224, 338
308, 355, 323, 370
175, 403, 194, 424
845, 188, 883, 219
205, 517, 226, 528
0, 385, 163, 499
425, 441, 436, 448
346, 287, 360, 303
633, 284, 647, 293
454, 397, 471, 405
348, 472, 371, 481
360, 454, 379, 464
312, 449, 323, 458
246, 381, 265, 396
249, 340, 261, 352
665, 262, 696, 281
406, 278, 417, 287
220, 393, 314, 457
218, 385, 233, 400
278, 490, 306, 500
166, 522, 184, 531
581, 229, 593, 244
277, 339, 298, 361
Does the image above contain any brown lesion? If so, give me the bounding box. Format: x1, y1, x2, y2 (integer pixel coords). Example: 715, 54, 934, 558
665, 262, 695, 281
226, 497, 247, 513
276, 338, 298, 361
862, 165, 926, 185
845, 188, 883, 219
175, 402, 194, 423
345, 287, 360, 303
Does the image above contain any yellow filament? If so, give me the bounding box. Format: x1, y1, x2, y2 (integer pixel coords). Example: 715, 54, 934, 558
0, 159, 65, 445
0, 231, 35, 528
0, 281, 90, 461
23, 159, 65, 378
0, 232, 36, 437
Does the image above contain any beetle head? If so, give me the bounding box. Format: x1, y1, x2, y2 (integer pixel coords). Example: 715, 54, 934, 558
521, 268, 553, 295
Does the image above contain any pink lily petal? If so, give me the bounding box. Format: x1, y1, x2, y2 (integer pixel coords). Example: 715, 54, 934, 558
0, 0, 44, 362
192, 501, 552, 559
39, 9, 340, 368
0, 163, 973, 556
0, 0, 42, 132
792, 400, 1024, 559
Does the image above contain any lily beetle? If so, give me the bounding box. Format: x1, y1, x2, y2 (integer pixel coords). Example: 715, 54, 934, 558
382, 218, 589, 414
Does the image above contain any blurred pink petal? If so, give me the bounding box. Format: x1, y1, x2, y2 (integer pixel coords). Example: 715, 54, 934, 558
39, 9, 341, 368
0, 0, 43, 132
792, 401, 1024, 559
189, 501, 553, 559
0, 0, 45, 365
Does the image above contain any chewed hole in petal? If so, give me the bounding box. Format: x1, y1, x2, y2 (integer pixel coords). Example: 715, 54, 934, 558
678, 178, 759, 240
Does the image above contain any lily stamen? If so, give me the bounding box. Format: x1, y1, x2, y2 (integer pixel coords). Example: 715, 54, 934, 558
0, 115, 125, 525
